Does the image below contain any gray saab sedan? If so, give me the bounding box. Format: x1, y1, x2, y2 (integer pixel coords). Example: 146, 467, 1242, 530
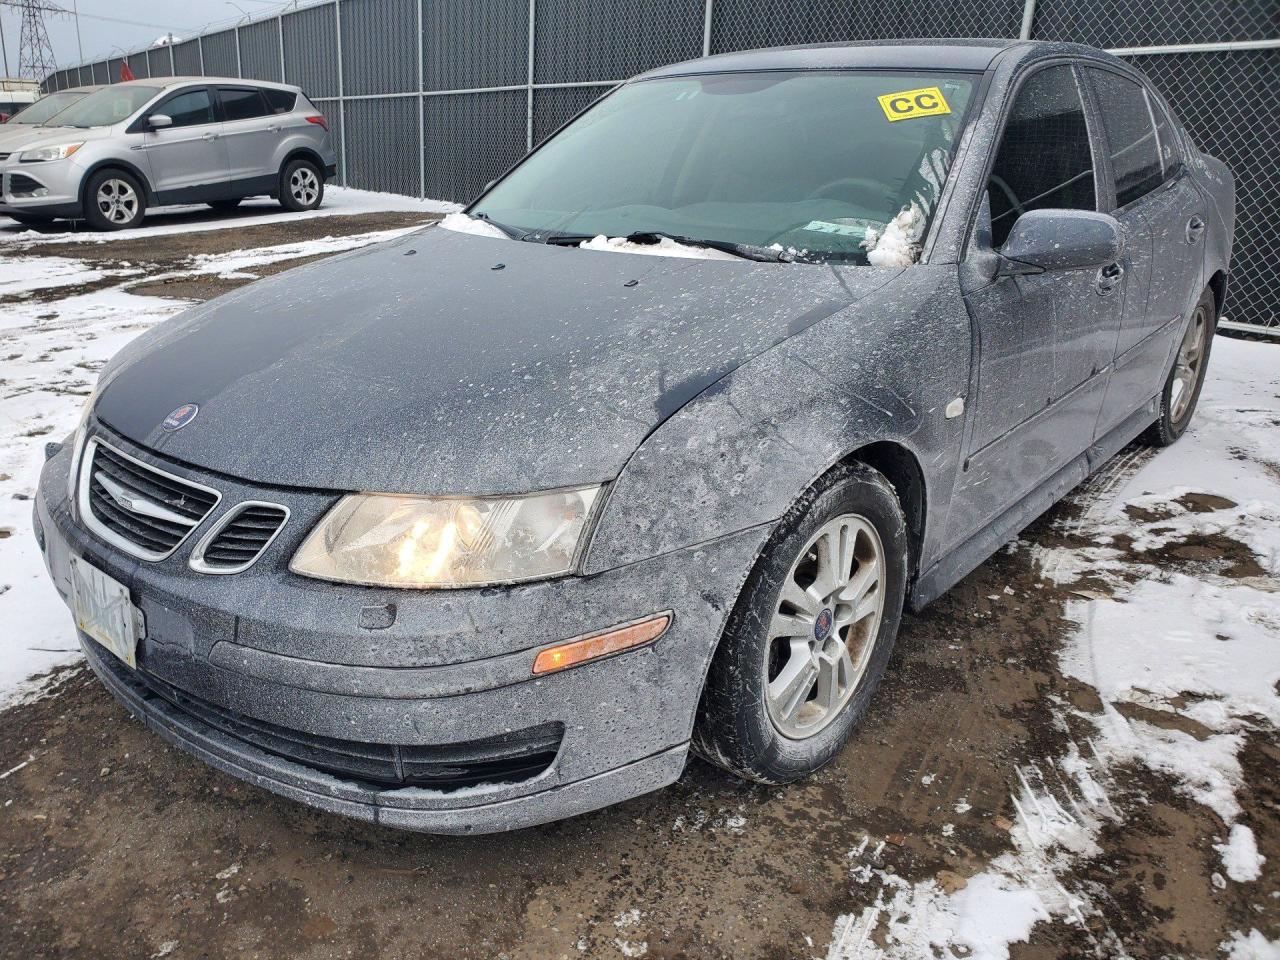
34, 40, 1233, 833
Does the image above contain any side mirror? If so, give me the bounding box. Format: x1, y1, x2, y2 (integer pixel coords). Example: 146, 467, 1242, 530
999, 209, 1124, 276
147, 114, 173, 130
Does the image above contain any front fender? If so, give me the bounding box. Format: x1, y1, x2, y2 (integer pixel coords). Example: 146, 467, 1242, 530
583, 267, 973, 574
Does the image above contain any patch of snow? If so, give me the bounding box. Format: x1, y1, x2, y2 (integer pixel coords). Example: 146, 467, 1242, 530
862, 203, 923, 267
187, 227, 422, 279
1223, 929, 1280, 960
580, 234, 739, 261
0, 257, 139, 297
1215, 824, 1265, 882
438, 212, 510, 240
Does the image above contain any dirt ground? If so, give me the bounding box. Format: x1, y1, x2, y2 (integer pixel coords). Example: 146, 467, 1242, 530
0, 210, 1274, 959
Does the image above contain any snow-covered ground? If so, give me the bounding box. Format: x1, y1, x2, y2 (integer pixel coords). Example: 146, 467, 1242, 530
0, 188, 444, 705
828, 336, 1280, 960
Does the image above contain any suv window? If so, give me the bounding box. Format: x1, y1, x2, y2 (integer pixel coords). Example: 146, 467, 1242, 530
219, 87, 268, 122
987, 65, 1097, 248
1089, 70, 1165, 208
158, 88, 214, 128
264, 89, 296, 114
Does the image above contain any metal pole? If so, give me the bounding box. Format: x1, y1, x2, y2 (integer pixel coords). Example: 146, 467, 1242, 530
416, 0, 425, 197
1111, 37, 1280, 56
702, 0, 713, 56
234, 25, 242, 77
335, 0, 346, 186
198, 35, 204, 75
277, 14, 285, 82
169, 40, 175, 76
70, 0, 84, 62
0, 11, 10, 78
1019, 0, 1037, 40
526, 0, 536, 150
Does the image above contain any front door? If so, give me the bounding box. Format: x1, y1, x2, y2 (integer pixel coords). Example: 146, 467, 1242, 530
948, 63, 1126, 548
1086, 68, 1205, 435
140, 87, 228, 202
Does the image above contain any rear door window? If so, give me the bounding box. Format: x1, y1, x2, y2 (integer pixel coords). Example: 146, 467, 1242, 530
1088, 70, 1165, 208
219, 87, 268, 122
986, 64, 1097, 248
158, 88, 214, 128
264, 89, 297, 114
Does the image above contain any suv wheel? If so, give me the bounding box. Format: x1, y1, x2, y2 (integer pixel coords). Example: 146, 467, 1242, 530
693, 462, 908, 784
279, 158, 323, 212
1142, 287, 1216, 447
84, 169, 145, 231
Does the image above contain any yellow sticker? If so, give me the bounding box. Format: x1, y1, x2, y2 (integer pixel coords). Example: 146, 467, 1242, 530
878, 86, 952, 122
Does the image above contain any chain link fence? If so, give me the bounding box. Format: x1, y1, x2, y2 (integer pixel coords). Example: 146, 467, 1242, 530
41, 0, 1278, 332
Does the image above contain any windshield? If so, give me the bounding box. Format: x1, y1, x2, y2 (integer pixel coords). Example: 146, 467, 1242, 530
51, 85, 159, 128
472, 70, 975, 263
9, 91, 89, 125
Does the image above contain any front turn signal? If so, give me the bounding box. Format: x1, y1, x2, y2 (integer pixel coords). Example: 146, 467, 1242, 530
532, 613, 671, 676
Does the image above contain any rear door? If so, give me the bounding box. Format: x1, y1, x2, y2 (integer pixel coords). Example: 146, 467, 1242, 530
1086, 67, 1204, 435
216, 86, 278, 188
137, 86, 227, 202
948, 63, 1125, 544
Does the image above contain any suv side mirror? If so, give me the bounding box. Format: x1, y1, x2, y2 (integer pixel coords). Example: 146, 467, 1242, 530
147, 114, 173, 130
999, 209, 1124, 276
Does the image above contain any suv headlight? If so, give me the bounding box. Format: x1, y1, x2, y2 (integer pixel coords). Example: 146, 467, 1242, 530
19, 142, 84, 163
67, 381, 101, 509
290, 487, 601, 589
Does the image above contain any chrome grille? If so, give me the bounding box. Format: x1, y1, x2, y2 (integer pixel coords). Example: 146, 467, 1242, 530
190, 502, 289, 574
79, 438, 221, 561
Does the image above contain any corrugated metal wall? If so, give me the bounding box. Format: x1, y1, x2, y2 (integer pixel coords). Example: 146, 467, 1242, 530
36, 0, 1280, 331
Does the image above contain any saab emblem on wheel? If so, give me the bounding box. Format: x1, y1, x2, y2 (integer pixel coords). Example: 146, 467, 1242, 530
161, 403, 199, 432
814, 607, 834, 641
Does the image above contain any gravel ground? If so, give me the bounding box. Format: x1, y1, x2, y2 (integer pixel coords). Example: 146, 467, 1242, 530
0, 199, 1275, 960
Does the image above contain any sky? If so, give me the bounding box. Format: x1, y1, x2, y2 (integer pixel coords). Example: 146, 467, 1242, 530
1, 0, 304, 78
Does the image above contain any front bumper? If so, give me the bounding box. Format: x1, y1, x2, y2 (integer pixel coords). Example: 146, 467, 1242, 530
0, 158, 84, 218
35, 427, 770, 833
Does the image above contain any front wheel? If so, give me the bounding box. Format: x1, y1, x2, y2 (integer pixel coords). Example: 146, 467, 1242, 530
83, 169, 146, 231
278, 158, 323, 212
693, 462, 909, 784
1141, 288, 1216, 447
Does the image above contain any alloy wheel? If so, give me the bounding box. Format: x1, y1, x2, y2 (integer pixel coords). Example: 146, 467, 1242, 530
1171, 304, 1208, 422
764, 513, 886, 739
96, 179, 138, 225
290, 167, 320, 206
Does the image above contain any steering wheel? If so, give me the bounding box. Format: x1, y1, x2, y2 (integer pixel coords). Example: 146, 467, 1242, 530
806, 176, 892, 211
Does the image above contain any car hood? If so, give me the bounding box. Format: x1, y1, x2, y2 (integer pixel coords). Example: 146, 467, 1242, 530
0, 123, 108, 156
96, 227, 903, 495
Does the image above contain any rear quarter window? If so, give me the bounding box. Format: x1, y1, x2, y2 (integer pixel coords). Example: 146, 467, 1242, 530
264, 89, 297, 114
1089, 69, 1166, 208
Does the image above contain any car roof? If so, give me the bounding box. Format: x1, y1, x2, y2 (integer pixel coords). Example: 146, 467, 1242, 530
637, 38, 1120, 79
110, 76, 301, 94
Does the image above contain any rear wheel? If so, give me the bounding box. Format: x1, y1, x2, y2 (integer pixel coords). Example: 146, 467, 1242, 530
278, 158, 323, 212
1141, 287, 1216, 447
693, 463, 908, 784
207, 198, 242, 211
83, 169, 145, 231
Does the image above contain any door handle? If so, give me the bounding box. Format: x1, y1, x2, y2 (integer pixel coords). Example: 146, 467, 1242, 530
1186, 216, 1206, 244
1095, 262, 1124, 297
201, 132, 219, 141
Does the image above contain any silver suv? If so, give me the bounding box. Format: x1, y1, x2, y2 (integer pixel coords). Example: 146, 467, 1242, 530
0, 78, 337, 230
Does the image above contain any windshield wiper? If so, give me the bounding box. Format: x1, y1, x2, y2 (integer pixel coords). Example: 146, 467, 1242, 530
470, 212, 528, 240
623, 231, 793, 263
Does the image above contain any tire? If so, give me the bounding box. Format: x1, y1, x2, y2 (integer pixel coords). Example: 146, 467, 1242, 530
83, 169, 146, 231
1141, 287, 1217, 447
207, 198, 242, 211
278, 158, 324, 212
692, 462, 909, 784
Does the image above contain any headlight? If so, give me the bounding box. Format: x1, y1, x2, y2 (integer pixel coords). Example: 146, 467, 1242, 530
67, 381, 100, 509
19, 142, 84, 163
290, 487, 601, 589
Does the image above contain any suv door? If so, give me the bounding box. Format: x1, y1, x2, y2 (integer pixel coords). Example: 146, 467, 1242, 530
136, 86, 228, 202
1086, 68, 1205, 435
947, 63, 1126, 545
216, 86, 278, 189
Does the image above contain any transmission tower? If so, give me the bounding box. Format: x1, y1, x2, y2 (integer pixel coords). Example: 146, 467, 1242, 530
17, 0, 57, 80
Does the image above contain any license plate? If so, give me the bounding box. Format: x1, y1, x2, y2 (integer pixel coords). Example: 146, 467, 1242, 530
70, 555, 143, 669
